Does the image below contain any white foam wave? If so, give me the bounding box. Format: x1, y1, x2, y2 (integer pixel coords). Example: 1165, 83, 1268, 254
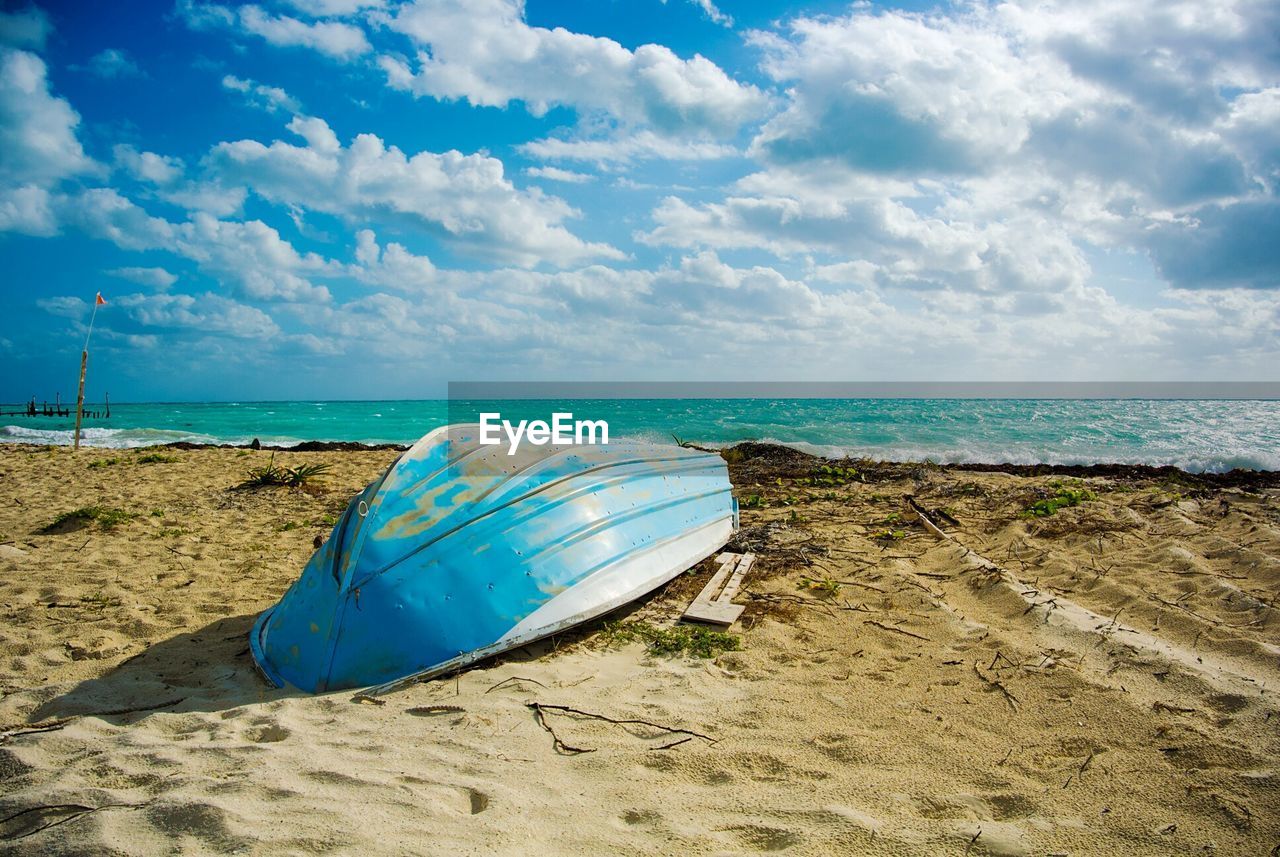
1, 424, 221, 449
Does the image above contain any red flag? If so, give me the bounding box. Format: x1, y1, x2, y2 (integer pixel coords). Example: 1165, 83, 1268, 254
95, 292, 106, 306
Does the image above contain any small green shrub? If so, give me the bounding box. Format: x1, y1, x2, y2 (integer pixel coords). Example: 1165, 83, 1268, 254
598, 620, 740, 659
1023, 486, 1096, 518
136, 452, 177, 464
803, 464, 860, 486
800, 576, 842, 597
240, 455, 332, 488
286, 463, 332, 486
45, 505, 134, 532
81, 591, 122, 610
740, 493, 767, 509
88, 457, 120, 469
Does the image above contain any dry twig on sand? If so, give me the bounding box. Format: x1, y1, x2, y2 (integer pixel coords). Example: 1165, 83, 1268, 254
864, 620, 931, 641
972, 663, 1020, 711
526, 701, 717, 755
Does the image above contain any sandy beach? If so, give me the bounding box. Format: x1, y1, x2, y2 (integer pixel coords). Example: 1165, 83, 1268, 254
1, 442, 1277, 855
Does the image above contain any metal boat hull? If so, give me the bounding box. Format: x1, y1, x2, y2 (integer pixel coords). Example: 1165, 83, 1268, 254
250, 424, 737, 693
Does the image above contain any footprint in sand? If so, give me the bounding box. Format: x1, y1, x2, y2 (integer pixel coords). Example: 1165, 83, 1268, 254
721, 823, 803, 852
619, 808, 662, 827
145, 802, 251, 851
244, 722, 290, 743
394, 775, 489, 815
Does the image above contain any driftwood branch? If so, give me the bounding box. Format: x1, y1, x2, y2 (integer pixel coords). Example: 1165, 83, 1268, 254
526, 701, 717, 755
528, 702, 595, 754
406, 705, 465, 717
0, 719, 73, 745
863, 620, 931, 642
485, 676, 548, 694
0, 801, 147, 840
973, 663, 1020, 711
0, 698, 184, 746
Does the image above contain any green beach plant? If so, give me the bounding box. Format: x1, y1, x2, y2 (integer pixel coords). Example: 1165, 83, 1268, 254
800, 576, 842, 597
285, 462, 333, 486
598, 620, 740, 659
136, 452, 178, 464
803, 464, 860, 486
240, 455, 333, 489
44, 505, 135, 532
1023, 486, 1096, 517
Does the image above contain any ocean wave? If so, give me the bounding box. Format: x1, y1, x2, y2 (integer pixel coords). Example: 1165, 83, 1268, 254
1, 424, 222, 449
6, 418, 1277, 472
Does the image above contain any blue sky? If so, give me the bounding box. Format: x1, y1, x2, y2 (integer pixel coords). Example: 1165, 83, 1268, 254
1, 0, 1277, 401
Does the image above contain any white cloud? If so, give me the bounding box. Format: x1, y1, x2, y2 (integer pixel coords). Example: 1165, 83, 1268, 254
747, 8, 1080, 174
112, 143, 246, 217
640, 162, 1092, 296
524, 166, 594, 184
36, 295, 87, 319
687, 0, 732, 28
1, 48, 96, 189
67, 188, 176, 250
84, 48, 141, 78
520, 130, 737, 165
174, 0, 235, 30
67, 190, 332, 301
379, 0, 767, 137
239, 5, 370, 58
626, 0, 1280, 295
159, 182, 247, 217
113, 144, 183, 184
221, 74, 301, 113
0, 184, 55, 235
208, 115, 622, 267
170, 213, 335, 302
1, 45, 98, 235
112, 291, 281, 339
178, 1, 370, 60
277, 0, 386, 16
106, 266, 179, 290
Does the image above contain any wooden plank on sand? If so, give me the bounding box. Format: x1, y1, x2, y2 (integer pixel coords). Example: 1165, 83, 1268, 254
681, 552, 754, 627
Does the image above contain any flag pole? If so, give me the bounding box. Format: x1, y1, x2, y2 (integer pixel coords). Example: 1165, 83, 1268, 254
73, 294, 102, 451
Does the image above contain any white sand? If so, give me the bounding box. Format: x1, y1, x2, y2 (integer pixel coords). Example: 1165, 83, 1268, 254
1, 445, 1277, 854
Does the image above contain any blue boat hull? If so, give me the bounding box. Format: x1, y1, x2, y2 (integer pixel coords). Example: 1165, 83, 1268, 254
250, 424, 737, 693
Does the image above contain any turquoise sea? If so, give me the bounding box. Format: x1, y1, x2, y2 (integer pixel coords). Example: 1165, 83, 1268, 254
2, 399, 1278, 473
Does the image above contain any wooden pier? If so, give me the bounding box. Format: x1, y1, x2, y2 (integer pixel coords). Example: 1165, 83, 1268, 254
0, 394, 111, 420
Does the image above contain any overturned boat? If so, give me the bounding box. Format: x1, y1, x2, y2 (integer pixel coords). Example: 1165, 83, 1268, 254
250, 424, 737, 694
